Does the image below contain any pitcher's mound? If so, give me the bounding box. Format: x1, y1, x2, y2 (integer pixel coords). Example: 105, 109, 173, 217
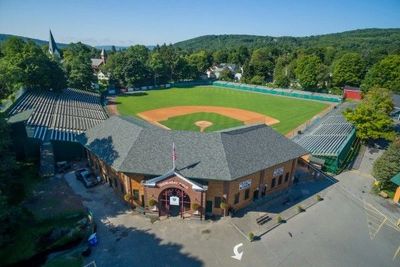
195, 120, 213, 132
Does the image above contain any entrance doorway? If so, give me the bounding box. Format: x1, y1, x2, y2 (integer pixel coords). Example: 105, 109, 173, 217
158, 187, 191, 217
205, 201, 213, 214
253, 189, 259, 201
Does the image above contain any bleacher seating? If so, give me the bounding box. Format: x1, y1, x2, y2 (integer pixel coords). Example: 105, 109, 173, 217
8, 88, 108, 142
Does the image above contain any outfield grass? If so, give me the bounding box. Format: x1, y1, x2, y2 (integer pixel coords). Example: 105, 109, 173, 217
116, 86, 329, 134
161, 112, 243, 132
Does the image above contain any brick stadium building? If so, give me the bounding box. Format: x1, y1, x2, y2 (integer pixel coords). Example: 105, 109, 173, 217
79, 116, 308, 218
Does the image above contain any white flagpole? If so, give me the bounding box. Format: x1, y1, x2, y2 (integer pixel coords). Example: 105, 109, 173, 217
172, 142, 176, 170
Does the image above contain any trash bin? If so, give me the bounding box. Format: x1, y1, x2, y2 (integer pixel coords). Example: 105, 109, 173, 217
88, 233, 98, 246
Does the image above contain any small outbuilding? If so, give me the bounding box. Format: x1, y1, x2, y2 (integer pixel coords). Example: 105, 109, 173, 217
391, 172, 400, 204
343, 86, 362, 101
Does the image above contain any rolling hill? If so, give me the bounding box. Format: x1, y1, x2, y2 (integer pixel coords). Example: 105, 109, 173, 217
0, 33, 70, 48
173, 28, 400, 51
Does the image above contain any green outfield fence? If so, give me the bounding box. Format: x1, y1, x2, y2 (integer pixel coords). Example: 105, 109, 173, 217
212, 81, 343, 103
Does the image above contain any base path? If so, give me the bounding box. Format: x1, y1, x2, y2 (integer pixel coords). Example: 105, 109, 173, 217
107, 97, 120, 116
137, 106, 280, 126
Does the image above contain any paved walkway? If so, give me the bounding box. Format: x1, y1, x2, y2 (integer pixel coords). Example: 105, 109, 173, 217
230, 169, 335, 239
335, 144, 400, 225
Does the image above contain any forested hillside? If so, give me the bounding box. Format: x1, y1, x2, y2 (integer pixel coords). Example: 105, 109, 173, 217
0, 33, 69, 49
174, 28, 400, 52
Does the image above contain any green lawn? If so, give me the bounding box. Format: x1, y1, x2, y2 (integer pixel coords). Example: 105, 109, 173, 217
161, 112, 243, 132
116, 86, 329, 134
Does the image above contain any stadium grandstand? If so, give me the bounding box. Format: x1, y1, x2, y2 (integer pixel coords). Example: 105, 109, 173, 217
8, 88, 107, 141
7, 88, 108, 175
292, 103, 358, 174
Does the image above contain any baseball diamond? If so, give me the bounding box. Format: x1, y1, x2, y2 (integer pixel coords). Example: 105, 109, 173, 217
115, 86, 330, 134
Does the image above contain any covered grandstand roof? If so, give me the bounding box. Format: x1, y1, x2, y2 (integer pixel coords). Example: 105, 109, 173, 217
292, 103, 355, 157
8, 88, 108, 142
80, 116, 308, 181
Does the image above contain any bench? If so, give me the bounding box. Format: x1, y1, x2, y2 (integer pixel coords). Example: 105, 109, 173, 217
256, 214, 271, 225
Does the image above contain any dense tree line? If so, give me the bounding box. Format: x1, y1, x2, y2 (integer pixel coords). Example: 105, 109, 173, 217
1, 29, 399, 101
0, 37, 66, 99
101, 39, 399, 95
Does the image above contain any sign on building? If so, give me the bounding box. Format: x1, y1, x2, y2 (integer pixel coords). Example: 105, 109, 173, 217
273, 167, 284, 177
170, 196, 180, 206
239, 179, 252, 190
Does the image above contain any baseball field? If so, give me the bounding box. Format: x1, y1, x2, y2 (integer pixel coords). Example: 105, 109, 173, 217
115, 86, 329, 134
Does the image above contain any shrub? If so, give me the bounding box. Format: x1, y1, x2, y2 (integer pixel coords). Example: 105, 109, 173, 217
192, 203, 200, 211
220, 202, 228, 210
277, 215, 283, 223
297, 205, 305, 213
124, 194, 132, 202
316, 194, 323, 201
148, 199, 157, 207
248, 232, 255, 241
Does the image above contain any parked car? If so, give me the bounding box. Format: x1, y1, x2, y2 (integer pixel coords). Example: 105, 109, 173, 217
56, 161, 71, 173
75, 168, 89, 181
80, 170, 100, 188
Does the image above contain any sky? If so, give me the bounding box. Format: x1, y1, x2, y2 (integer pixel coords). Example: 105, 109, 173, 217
0, 0, 399, 46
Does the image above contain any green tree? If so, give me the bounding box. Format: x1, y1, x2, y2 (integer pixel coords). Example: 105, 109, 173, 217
332, 53, 366, 87
219, 69, 234, 81
149, 52, 169, 85
62, 42, 95, 90
212, 50, 228, 64
361, 54, 400, 93
248, 48, 274, 82
0, 37, 66, 98
295, 55, 327, 90
344, 87, 395, 142
273, 55, 295, 88
187, 50, 211, 73
372, 138, 400, 190
0, 116, 18, 247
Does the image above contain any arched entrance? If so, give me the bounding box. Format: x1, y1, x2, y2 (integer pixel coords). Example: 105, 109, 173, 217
158, 187, 191, 217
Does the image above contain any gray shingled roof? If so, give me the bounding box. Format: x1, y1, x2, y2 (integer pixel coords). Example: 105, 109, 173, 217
79, 116, 308, 181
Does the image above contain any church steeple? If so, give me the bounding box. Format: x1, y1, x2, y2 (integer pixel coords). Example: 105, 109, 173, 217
100, 48, 106, 63
49, 30, 60, 58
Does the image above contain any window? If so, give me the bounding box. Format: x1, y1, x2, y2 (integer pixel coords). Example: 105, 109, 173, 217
234, 193, 240, 204
244, 189, 250, 200
132, 189, 139, 200
214, 197, 222, 208
285, 172, 289, 182
278, 175, 283, 185
271, 178, 276, 188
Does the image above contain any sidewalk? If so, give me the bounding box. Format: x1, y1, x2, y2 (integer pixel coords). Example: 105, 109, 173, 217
335, 144, 400, 225
230, 176, 333, 239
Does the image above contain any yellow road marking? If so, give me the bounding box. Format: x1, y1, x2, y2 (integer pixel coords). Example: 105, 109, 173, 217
393, 246, 400, 261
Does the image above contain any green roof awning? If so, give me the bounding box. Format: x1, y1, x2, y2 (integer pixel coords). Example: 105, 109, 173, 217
391, 172, 400, 186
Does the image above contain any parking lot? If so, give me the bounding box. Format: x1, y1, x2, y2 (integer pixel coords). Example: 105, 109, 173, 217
63, 165, 400, 267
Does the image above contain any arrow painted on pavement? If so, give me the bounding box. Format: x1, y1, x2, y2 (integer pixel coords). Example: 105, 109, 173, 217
231, 243, 243, 261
